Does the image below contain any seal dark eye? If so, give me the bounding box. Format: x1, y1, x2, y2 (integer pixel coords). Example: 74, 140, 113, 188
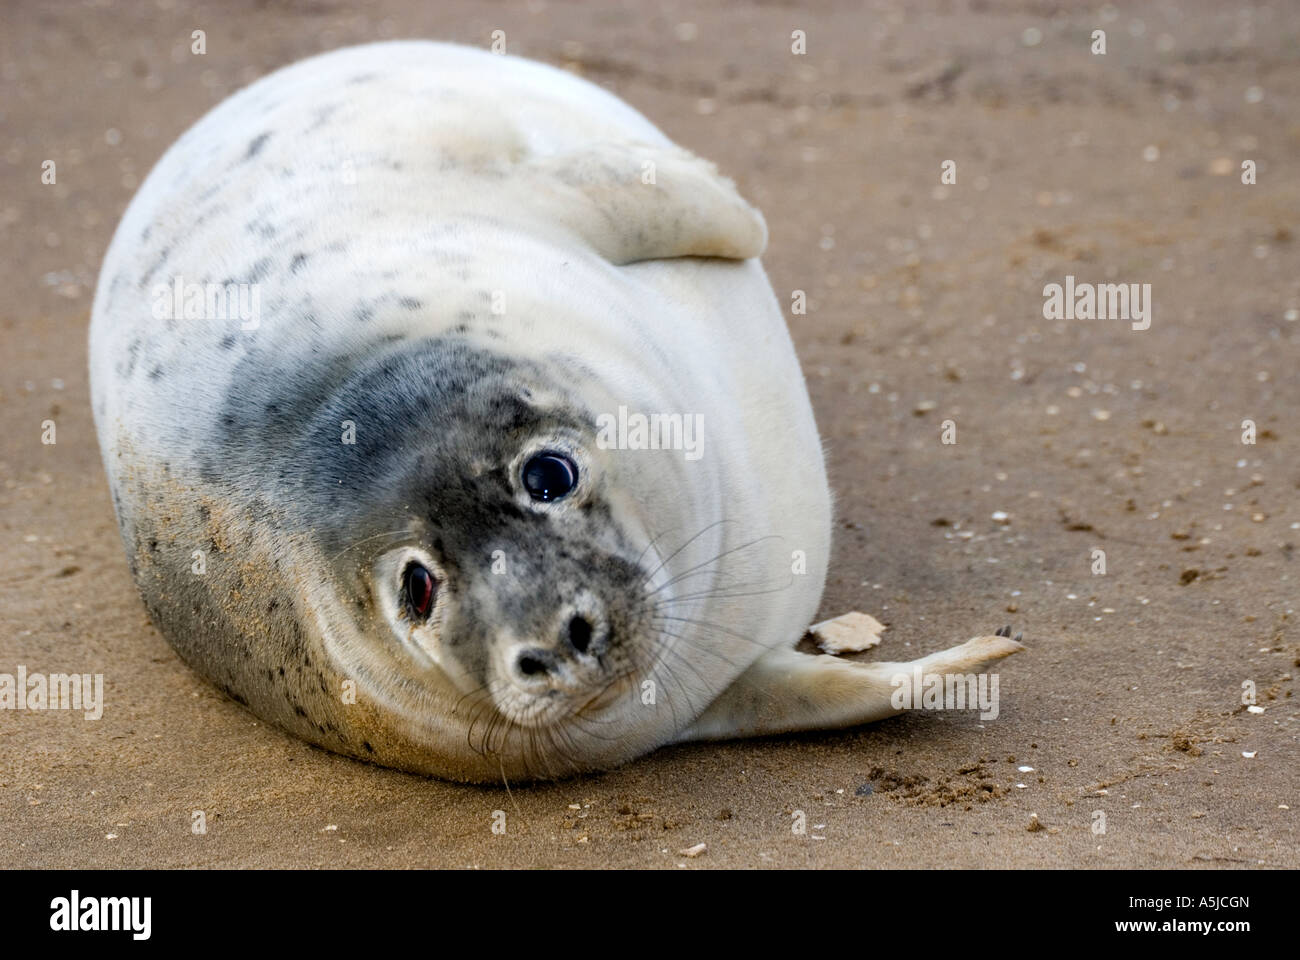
522, 453, 578, 502
403, 562, 437, 620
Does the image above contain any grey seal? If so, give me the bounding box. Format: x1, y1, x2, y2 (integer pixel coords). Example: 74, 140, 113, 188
90, 41, 1022, 782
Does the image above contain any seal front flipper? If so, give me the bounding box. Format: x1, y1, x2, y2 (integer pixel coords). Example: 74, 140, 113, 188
520, 140, 768, 264
674, 632, 1025, 742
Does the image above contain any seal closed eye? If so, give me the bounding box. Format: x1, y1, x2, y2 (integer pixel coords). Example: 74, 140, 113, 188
90, 40, 1022, 782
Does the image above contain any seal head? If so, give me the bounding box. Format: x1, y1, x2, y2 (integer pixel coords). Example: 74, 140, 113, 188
195, 331, 696, 780
293, 339, 655, 730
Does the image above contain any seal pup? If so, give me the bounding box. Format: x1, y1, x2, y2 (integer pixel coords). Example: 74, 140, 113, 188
90, 41, 1023, 782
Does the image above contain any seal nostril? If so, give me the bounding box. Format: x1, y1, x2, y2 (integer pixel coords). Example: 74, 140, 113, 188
517, 654, 550, 677
568, 615, 593, 655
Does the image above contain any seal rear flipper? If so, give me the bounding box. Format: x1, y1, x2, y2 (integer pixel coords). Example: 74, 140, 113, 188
521, 140, 768, 265
675, 633, 1025, 742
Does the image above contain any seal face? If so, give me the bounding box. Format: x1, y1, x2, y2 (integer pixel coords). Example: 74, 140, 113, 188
91, 42, 1019, 783
268, 336, 658, 733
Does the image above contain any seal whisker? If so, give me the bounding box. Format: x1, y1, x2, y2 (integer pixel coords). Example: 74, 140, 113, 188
639, 518, 734, 589
325, 527, 411, 564
653, 613, 772, 652
651, 620, 753, 675
653, 576, 796, 606
452, 678, 499, 716
642, 621, 733, 701
461, 679, 514, 759
543, 722, 589, 774
531, 725, 569, 781
646, 533, 785, 598
632, 526, 673, 576
488, 693, 519, 758
497, 757, 524, 818
645, 635, 710, 722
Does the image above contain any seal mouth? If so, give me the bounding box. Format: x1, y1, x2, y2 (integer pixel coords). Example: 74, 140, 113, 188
573, 672, 635, 717
490, 689, 572, 728
487, 666, 636, 731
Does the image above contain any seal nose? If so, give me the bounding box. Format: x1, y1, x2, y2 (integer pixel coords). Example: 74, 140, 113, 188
567, 614, 594, 655
514, 649, 557, 679
507, 603, 608, 688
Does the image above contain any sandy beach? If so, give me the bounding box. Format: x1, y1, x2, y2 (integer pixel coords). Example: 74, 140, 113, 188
1, 0, 1297, 868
